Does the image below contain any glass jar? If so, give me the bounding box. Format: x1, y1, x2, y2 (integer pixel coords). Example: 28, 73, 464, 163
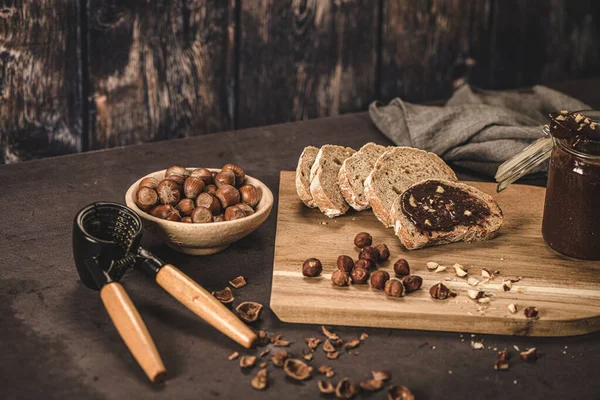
496, 110, 600, 260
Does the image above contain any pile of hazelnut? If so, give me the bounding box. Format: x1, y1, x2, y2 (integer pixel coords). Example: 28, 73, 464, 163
302, 232, 423, 298
134, 164, 261, 223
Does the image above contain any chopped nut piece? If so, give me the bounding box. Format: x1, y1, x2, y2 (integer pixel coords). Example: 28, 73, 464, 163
502, 280, 512, 291
453, 263, 468, 277
372, 370, 390, 381
235, 301, 263, 323
271, 350, 289, 367
229, 276, 247, 288
322, 326, 340, 341
318, 380, 335, 394
436, 185, 445, 194
478, 297, 491, 304
409, 195, 417, 207
467, 277, 480, 286
272, 338, 292, 347
259, 349, 270, 357
360, 379, 384, 391
283, 359, 313, 381
575, 113, 584, 123
497, 349, 510, 361
258, 330, 269, 345
467, 289, 485, 300
524, 306, 539, 319
326, 351, 340, 360
560, 110, 568, 114
343, 339, 361, 350
494, 360, 509, 371
434, 265, 447, 273
508, 303, 518, 314
481, 268, 492, 279
306, 337, 322, 351
388, 385, 415, 400
360, 333, 369, 341
336, 378, 358, 399
228, 351, 240, 361
250, 368, 268, 390
556, 115, 567, 121
323, 340, 336, 353
259, 361, 267, 368
471, 340, 485, 350
330, 338, 344, 347
318, 365, 334, 376
302, 349, 313, 361
520, 347, 538, 362
430, 283, 455, 300
463, 210, 472, 216
240, 355, 256, 368
426, 261, 439, 270
212, 287, 234, 304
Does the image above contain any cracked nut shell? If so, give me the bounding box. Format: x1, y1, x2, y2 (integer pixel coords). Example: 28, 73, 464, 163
318, 380, 335, 394
283, 358, 312, 381
336, 378, 358, 400
331, 270, 350, 287
393, 259, 410, 276
524, 306, 539, 319
337, 255, 354, 274
388, 385, 415, 400
302, 258, 322, 277
211, 287, 234, 304
370, 270, 390, 290
250, 368, 268, 390
236, 301, 263, 323
402, 275, 423, 292
354, 232, 372, 248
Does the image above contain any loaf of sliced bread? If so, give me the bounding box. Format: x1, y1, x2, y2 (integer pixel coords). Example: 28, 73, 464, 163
296, 146, 319, 208
338, 142, 388, 211
364, 147, 457, 227
391, 179, 503, 250
309, 145, 356, 218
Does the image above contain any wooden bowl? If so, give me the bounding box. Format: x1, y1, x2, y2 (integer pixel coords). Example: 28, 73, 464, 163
125, 168, 274, 255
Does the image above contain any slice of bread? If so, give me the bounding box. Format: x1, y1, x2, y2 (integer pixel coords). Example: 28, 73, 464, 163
338, 142, 388, 211
296, 146, 319, 208
364, 147, 457, 227
391, 179, 503, 250
309, 145, 356, 218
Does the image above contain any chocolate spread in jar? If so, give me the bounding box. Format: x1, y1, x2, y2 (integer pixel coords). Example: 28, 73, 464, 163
400, 180, 491, 231
542, 111, 600, 260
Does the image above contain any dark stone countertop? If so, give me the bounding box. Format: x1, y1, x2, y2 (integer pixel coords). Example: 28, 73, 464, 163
2, 79, 600, 399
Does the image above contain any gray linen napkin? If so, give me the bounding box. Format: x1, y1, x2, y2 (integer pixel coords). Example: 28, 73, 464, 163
369, 85, 590, 176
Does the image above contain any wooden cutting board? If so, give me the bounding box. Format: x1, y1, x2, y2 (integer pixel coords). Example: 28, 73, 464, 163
270, 171, 600, 337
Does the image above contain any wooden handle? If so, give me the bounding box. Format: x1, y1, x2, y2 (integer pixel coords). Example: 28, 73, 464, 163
100, 282, 166, 383
156, 264, 258, 349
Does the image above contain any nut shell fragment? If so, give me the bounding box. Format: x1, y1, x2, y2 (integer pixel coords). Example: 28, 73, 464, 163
388, 385, 415, 400
229, 276, 247, 288
250, 368, 268, 390
524, 306, 539, 319
212, 287, 234, 304
520, 348, 538, 362
271, 351, 289, 367
240, 355, 256, 368
235, 301, 263, 323
336, 378, 358, 399
372, 370, 390, 381
322, 326, 340, 341
318, 380, 335, 394
360, 379, 384, 392
430, 283, 455, 300
283, 358, 313, 381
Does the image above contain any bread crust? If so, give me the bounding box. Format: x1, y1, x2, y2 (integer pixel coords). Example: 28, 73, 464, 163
295, 146, 318, 208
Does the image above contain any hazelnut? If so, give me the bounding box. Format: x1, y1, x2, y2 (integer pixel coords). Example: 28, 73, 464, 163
336, 255, 354, 274
222, 163, 246, 186
524, 307, 539, 319
175, 198, 195, 216
196, 192, 221, 215
359, 246, 380, 264
213, 214, 225, 222
224, 204, 248, 221
181, 216, 193, 223
206, 184, 218, 196
370, 270, 390, 290
331, 270, 349, 287
430, 283, 455, 300
402, 275, 423, 292
135, 186, 158, 211
239, 184, 260, 208
384, 279, 405, 297
211, 170, 218, 179
190, 168, 214, 185
138, 176, 159, 189
150, 205, 181, 221
393, 259, 410, 276
191, 206, 213, 223
215, 184, 240, 208
302, 258, 322, 277
215, 170, 236, 188
354, 259, 373, 270
374, 244, 390, 262
350, 268, 369, 284
165, 165, 190, 179
183, 176, 205, 199
156, 179, 181, 206
520, 348, 538, 362
354, 232, 372, 248
235, 203, 255, 216
165, 173, 185, 186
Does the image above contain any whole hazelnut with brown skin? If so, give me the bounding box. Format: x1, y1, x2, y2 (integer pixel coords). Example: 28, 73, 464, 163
384, 279, 405, 297
165, 173, 185, 186
359, 246, 380, 265
165, 165, 190, 179
430, 283, 454, 300
331, 270, 350, 287
190, 168, 214, 185
175, 198, 195, 216
235, 203, 255, 216
150, 205, 181, 221
191, 206, 213, 223
135, 187, 158, 211
354, 232, 372, 248
239, 184, 260, 208
139, 177, 159, 189
370, 270, 390, 290
156, 179, 181, 206
302, 258, 322, 277
215, 170, 236, 188
375, 244, 390, 262
184, 177, 205, 199
196, 192, 221, 215
222, 164, 246, 186
224, 205, 246, 221
402, 275, 423, 292
336, 255, 354, 274
181, 216, 193, 223
393, 259, 410, 276
206, 184, 218, 196
354, 259, 373, 270
215, 185, 240, 208
350, 268, 369, 284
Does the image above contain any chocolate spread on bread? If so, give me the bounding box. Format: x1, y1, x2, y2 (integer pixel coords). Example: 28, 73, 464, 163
400, 181, 491, 231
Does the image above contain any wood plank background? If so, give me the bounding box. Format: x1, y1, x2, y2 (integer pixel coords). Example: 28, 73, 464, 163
1, 0, 599, 163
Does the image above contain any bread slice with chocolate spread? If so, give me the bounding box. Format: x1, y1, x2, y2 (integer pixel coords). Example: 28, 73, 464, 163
391, 179, 503, 250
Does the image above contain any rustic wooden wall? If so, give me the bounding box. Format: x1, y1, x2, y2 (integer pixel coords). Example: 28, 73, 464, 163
1, 0, 599, 163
